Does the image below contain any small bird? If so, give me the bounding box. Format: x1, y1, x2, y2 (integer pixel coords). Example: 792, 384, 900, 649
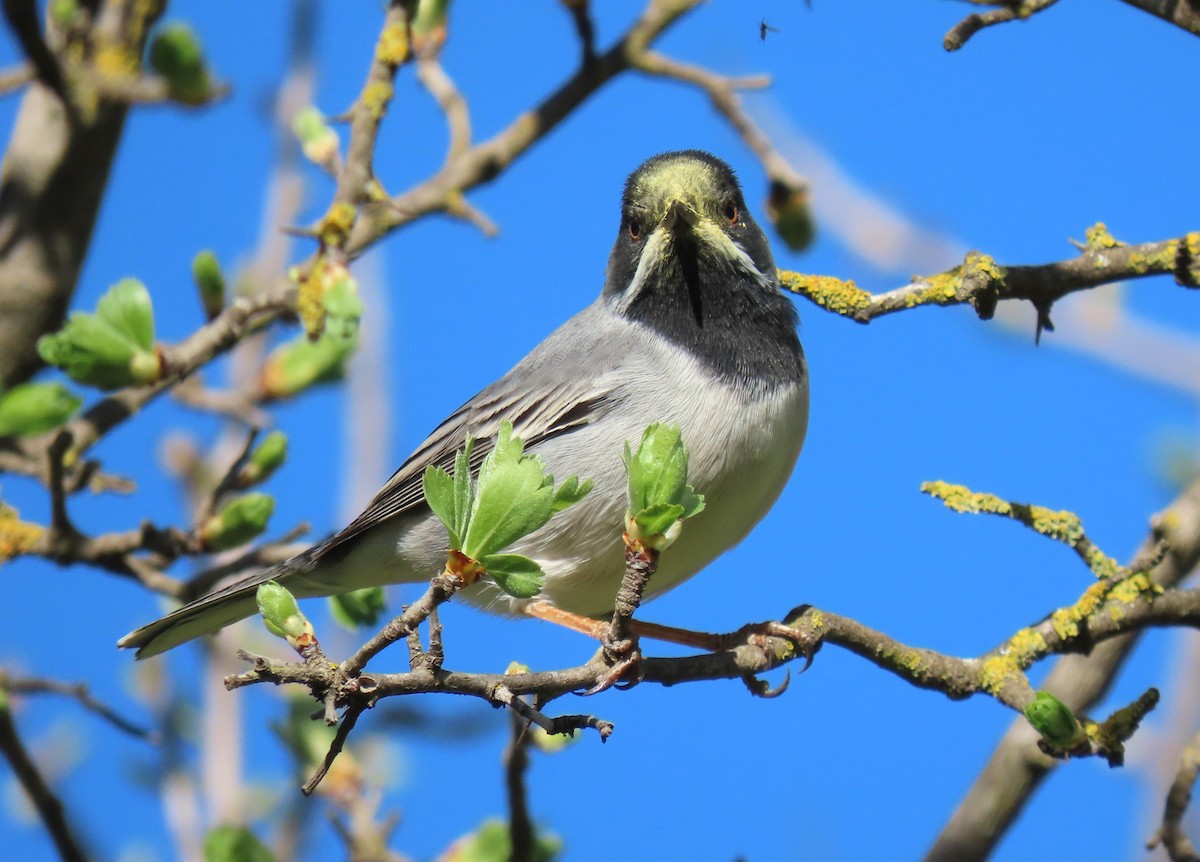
120, 150, 809, 658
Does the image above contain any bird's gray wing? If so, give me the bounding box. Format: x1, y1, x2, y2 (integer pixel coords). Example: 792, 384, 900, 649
314, 305, 625, 560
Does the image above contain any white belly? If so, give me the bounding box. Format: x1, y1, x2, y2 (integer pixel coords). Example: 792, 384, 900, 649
460, 351, 810, 618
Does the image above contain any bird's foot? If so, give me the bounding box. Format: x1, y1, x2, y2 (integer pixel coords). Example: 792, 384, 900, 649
581, 631, 643, 696
716, 620, 816, 672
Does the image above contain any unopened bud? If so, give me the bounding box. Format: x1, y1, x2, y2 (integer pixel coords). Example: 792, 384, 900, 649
292, 107, 340, 168
258, 333, 353, 401
0, 382, 81, 437
236, 431, 288, 488
191, 250, 225, 321
256, 581, 315, 649
201, 492, 274, 551
767, 179, 815, 253
1024, 691, 1085, 749
149, 23, 213, 104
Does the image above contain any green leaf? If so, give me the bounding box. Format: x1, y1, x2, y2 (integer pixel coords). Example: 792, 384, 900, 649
551, 475, 592, 513
203, 824, 275, 862
462, 423, 555, 558
423, 435, 476, 549
633, 502, 684, 538
479, 553, 544, 599
451, 436, 475, 543
36, 279, 161, 389
423, 465, 460, 547
95, 278, 155, 351
679, 486, 705, 520
624, 424, 705, 549
0, 382, 81, 437
328, 587, 386, 630
322, 275, 364, 348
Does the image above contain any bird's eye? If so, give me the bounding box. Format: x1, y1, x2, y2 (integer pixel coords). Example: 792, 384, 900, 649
627, 219, 641, 241
723, 201, 740, 225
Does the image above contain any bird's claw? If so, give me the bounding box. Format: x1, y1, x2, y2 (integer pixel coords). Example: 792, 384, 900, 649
722, 620, 816, 672
581, 632, 643, 695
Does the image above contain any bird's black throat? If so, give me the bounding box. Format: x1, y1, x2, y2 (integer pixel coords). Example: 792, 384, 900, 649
617, 252, 806, 388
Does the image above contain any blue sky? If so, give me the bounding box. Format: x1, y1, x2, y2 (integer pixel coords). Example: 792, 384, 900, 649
2, 2, 1199, 860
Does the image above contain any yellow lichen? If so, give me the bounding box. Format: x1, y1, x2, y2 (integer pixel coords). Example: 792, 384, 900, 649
1081, 544, 1121, 580
1050, 608, 1079, 641
1074, 580, 1110, 617
777, 270, 871, 317
966, 251, 1004, 281
360, 80, 394, 120
375, 21, 410, 66
1085, 222, 1123, 250
1007, 627, 1047, 657
921, 481, 1011, 516
317, 203, 357, 248
1024, 505, 1084, 544
1109, 572, 1160, 604
979, 652, 1022, 696
0, 504, 43, 563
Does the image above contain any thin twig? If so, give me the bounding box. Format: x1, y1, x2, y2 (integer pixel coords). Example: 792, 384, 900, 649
944, 0, 1061, 51
301, 705, 363, 796
416, 57, 471, 163
344, 0, 707, 256
1147, 729, 1200, 861
1, 671, 154, 741
633, 49, 808, 197
0, 695, 88, 862
562, 0, 597, 64
504, 708, 535, 862
337, 572, 464, 678
0, 62, 33, 95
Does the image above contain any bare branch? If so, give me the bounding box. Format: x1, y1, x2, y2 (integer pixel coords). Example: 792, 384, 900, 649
944, 0, 1062, 51
0, 669, 153, 741
300, 705, 363, 797
0, 692, 89, 862
0, 0, 165, 388
782, 229, 1200, 329
504, 709, 535, 862
1147, 729, 1200, 862
1116, 0, 1200, 38
633, 50, 808, 199
345, 0, 706, 256
928, 473, 1200, 861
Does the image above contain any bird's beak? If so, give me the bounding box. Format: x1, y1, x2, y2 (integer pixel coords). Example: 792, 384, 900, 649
662, 199, 698, 233
662, 199, 703, 325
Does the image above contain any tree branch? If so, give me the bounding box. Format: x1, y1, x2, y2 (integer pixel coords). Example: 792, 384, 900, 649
927, 473, 1200, 861
0, 691, 89, 862
781, 228, 1200, 333
344, 0, 706, 256
943, 1, 1061, 51
1147, 728, 1200, 862
1116, 0, 1200, 38
0, 0, 165, 388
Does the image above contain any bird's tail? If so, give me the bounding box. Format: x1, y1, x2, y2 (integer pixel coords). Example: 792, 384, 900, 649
118, 544, 331, 659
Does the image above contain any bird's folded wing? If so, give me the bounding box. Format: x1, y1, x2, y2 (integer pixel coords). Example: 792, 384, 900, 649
314, 374, 619, 558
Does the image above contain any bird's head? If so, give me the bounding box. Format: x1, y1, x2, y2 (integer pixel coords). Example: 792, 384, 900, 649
602, 150, 779, 325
